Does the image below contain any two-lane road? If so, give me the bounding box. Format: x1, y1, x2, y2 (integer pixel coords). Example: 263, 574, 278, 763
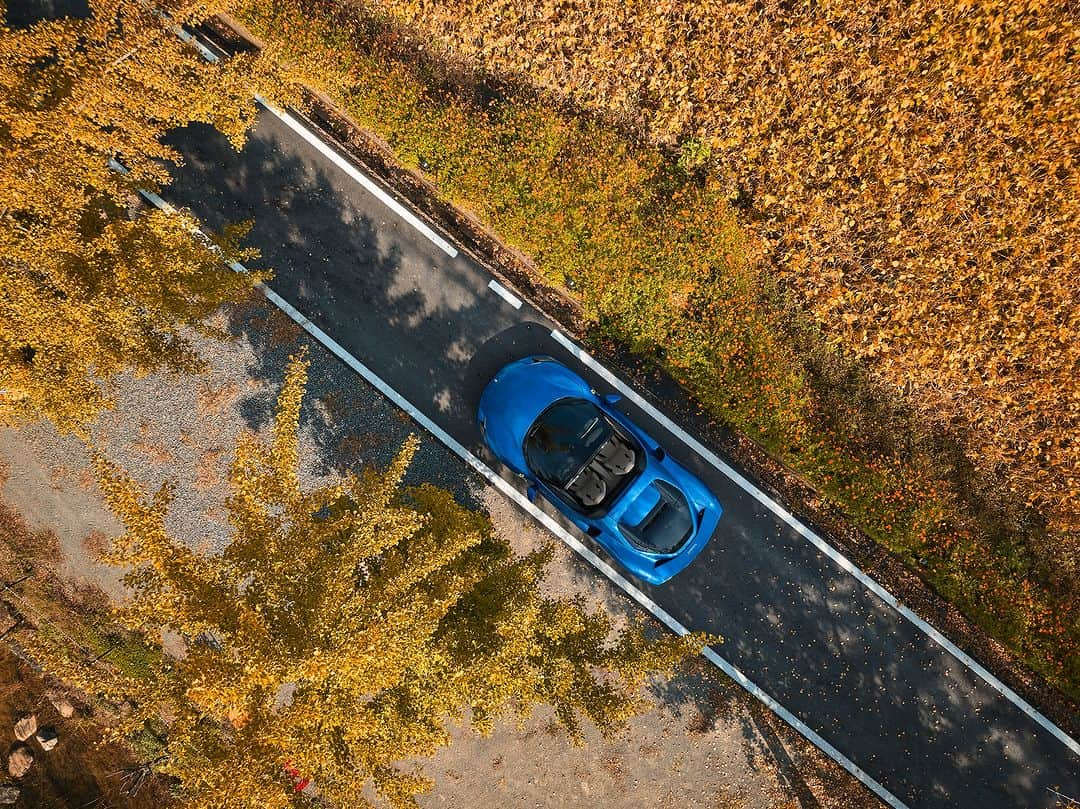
160, 108, 1079, 808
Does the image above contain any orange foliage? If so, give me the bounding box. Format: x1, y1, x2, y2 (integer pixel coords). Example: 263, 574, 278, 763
363, 0, 1080, 536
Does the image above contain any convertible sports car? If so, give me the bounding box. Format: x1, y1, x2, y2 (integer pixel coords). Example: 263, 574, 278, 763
477, 355, 722, 584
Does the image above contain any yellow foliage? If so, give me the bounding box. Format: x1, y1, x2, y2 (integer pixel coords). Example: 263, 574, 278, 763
26, 352, 704, 808
0, 0, 289, 431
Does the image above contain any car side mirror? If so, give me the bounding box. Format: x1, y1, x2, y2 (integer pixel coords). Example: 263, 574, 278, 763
526, 484, 538, 502
603, 393, 623, 406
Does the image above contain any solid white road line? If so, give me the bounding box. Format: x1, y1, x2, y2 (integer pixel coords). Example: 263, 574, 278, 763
160, 25, 459, 261
550, 328, 1080, 758
487, 279, 523, 309
253, 95, 459, 259
172, 22, 220, 63
110, 151, 908, 804
247, 281, 910, 809
107, 158, 174, 213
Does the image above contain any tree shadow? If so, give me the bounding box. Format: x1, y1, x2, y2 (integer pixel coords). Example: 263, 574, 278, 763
161, 116, 541, 508
159, 113, 1080, 809
4, 0, 89, 28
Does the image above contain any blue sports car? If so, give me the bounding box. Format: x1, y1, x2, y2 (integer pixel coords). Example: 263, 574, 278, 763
477, 356, 722, 584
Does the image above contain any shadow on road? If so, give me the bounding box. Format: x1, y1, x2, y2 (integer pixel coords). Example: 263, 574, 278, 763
160, 115, 1080, 809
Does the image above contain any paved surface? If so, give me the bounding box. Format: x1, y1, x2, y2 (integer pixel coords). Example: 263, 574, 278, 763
154, 111, 1080, 808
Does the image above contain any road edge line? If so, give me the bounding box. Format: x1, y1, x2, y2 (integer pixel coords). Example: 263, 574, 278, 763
488, 279, 523, 309
549, 328, 1080, 758
253, 95, 459, 259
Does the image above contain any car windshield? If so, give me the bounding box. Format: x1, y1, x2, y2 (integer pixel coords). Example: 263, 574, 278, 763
525, 399, 613, 486
620, 481, 694, 554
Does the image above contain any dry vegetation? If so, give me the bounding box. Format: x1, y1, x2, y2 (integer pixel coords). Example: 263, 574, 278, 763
0, 647, 171, 809
362, 0, 1080, 542
233, 0, 1079, 700
0, 492, 171, 808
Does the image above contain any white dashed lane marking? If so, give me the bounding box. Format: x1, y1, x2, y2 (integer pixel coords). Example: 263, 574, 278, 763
487, 279, 523, 309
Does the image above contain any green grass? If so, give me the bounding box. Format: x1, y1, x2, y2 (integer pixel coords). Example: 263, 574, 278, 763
28, 595, 160, 682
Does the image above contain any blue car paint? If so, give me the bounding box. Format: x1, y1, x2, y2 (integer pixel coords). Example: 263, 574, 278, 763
477, 356, 722, 585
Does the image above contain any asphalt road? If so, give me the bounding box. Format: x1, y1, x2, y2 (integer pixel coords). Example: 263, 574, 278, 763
159, 110, 1080, 808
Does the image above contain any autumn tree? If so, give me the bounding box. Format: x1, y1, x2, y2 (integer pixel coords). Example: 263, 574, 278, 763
0, 0, 289, 431
23, 350, 702, 808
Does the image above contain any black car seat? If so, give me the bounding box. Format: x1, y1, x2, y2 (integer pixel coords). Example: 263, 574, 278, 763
595, 436, 635, 476
567, 467, 607, 507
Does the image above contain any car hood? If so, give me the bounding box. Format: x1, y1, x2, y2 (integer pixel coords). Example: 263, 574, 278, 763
603, 459, 721, 584
477, 356, 593, 473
